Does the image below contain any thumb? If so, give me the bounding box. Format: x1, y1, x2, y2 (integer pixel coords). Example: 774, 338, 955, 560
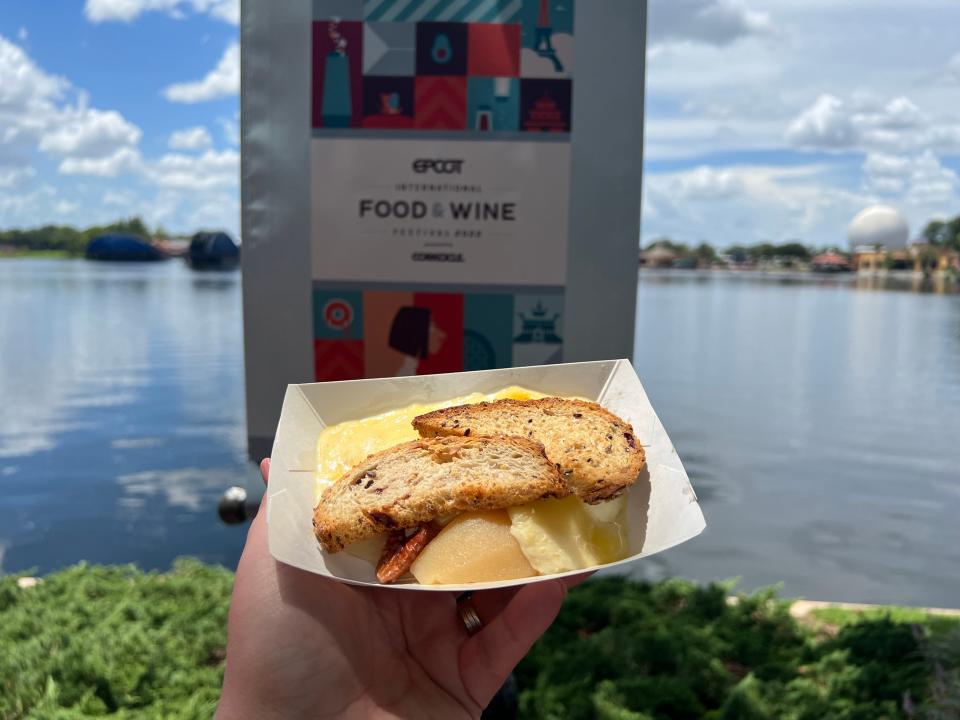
458, 579, 566, 708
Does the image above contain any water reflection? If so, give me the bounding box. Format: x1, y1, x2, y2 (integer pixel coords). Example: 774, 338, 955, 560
1, 260, 958, 607
640, 268, 960, 296
634, 270, 960, 606
0, 259, 259, 575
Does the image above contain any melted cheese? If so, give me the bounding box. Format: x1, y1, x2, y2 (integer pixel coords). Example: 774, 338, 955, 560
314, 386, 630, 573
508, 495, 628, 574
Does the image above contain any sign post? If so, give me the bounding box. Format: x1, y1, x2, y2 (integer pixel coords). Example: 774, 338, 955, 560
241, 0, 647, 459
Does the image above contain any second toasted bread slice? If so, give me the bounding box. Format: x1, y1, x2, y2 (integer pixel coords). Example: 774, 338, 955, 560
413, 398, 645, 503
314, 435, 568, 553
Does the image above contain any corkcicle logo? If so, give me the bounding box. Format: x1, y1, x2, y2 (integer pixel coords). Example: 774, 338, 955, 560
412, 159, 465, 174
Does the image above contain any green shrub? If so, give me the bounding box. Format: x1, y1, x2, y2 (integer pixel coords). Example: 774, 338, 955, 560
0, 560, 232, 720
1, 564, 955, 719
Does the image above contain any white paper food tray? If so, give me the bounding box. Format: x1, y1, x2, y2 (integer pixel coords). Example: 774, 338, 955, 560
266, 359, 705, 591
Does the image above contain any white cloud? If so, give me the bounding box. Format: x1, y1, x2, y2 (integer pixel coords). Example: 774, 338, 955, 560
103, 189, 137, 206
55, 200, 79, 214
40, 106, 141, 158
84, 0, 238, 25
168, 126, 212, 150
863, 152, 911, 195
59, 147, 142, 177
648, 0, 771, 47
204, 0, 238, 24
785, 92, 960, 157
17, 27, 27, 41
786, 94, 858, 149
148, 148, 238, 190
0, 167, 35, 189
1, 34, 143, 181
905, 150, 959, 207
218, 114, 239, 146
644, 163, 874, 248
0, 35, 66, 150
948, 52, 960, 83
163, 42, 239, 103
663, 166, 745, 201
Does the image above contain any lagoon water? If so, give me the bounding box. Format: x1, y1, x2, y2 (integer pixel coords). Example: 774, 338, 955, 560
1, 260, 958, 606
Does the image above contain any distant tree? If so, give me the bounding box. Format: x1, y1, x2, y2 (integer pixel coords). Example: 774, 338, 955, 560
0, 217, 153, 256
693, 242, 718, 265
921, 216, 960, 252
647, 237, 690, 255
777, 242, 812, 261
923, 220, 949, 246
752, 243, 777, 260
726, 245, 750, 263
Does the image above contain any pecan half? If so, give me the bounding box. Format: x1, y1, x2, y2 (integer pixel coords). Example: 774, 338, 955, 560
375, 523, 442, 584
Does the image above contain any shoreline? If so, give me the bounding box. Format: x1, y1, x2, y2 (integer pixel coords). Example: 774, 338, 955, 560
11, 571, 960, 618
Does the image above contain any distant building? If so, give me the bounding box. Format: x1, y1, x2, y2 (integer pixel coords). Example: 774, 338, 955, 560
847, 205, 914, 272
810, 253, 851, 273
639, 245, 678, 268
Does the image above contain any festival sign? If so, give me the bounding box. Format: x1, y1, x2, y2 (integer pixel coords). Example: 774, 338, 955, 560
241, 0, 646, 457
310, 0, 576, 381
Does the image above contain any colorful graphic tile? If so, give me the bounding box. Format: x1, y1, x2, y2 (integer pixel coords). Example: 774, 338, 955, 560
315, 339, 365, 381
362, 75, 416, 128
466, 77, 519, 131
413, 292, 463, 374
519, 0, 573, 78
362, 291, 463, 377
464, 294, 514, 371
363, 0, 523, 23
314, 289, 364, 339
512, 292, 564, 367
312, 20, 364, 128
513, 294, 563, 343
520, 78, 571, 132
416, 22, 468, 76
363, 22, 416, 75
468, 23, 521, 77
414, 76, 467, 129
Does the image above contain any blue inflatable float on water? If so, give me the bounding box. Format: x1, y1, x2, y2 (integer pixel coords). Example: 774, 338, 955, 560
186, 232, 240, 271
86, 234, 164, 262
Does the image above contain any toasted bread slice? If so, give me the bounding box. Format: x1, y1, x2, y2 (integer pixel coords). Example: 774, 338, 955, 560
413, 398, 645, 503
313, 435, 568, 553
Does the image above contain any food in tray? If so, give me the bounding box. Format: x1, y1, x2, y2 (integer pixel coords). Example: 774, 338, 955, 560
312, 388, 646, 585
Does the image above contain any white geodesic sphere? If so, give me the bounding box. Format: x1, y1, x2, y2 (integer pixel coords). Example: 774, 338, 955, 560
848, 205, 909, 250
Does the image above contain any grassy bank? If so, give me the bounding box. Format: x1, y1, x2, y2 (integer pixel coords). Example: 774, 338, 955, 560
0, 249, 76, 259
1, 563, 957, 719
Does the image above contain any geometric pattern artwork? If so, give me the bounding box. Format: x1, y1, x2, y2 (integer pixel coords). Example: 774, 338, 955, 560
312, 286, 564, 380
313, 0, 574, 135
519, 0, 574, 78
363, 22, 415, 75
467, 77, 519, 131
312, 20, 365, 128
414, 76, 467, 129
464, 293, 513, 371
362, 75, 416, 128
363, 0, 523, 23
314, 339, 365, 381
416, 22, 468, 76
520, 78, 571, 132
313, 289, 364, 339
468, 23, 521, 77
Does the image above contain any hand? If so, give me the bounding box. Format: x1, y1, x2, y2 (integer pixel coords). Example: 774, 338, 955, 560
217, 459, 586, 720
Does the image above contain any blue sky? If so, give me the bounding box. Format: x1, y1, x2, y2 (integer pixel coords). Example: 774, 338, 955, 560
0, 0, 240, 235
1, 0, 960, 246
